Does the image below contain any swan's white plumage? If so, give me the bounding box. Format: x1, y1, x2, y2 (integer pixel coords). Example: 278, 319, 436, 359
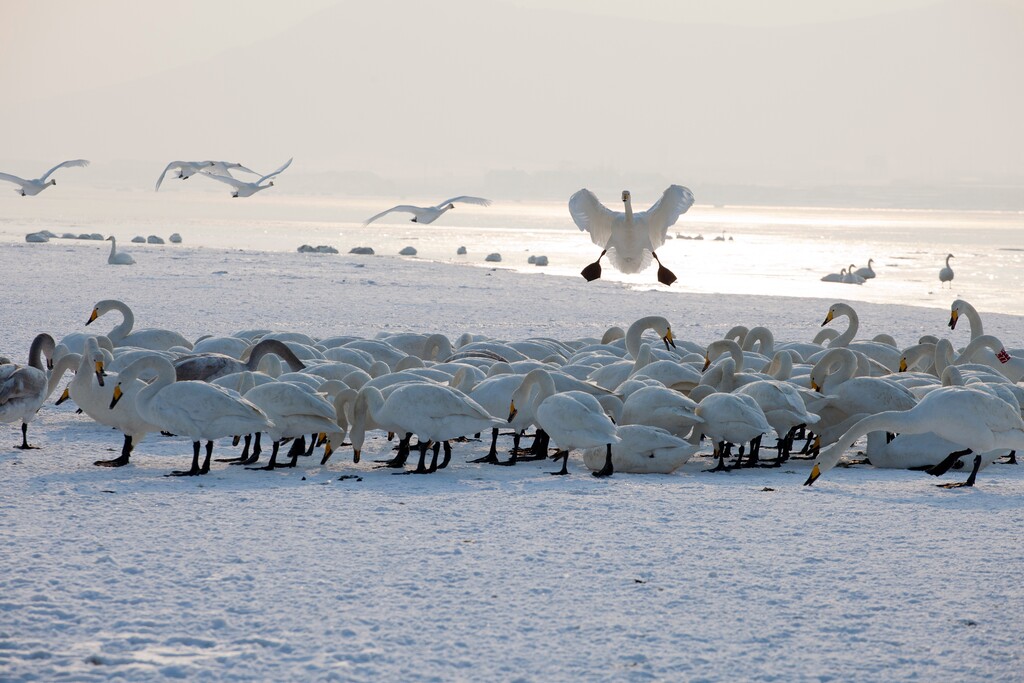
0, 159, 89, 196
363, 196, 492, 226
107, 236, 135, 265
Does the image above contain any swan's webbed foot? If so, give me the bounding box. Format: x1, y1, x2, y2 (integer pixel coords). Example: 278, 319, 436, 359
936, 454, 982, 488
16, 423, 39, 449
704, 445, 731, 473
548, 450, 570, 476
1000, 450, 1017, 465
469, 453, 500, 464
246, 441, 281, 471
15, 443, 40, 450
592, 444, 614, 478
94, 453, 131, 467
494, 453, 518, 466
581, 250, 606, 282
652, 252, 677, 286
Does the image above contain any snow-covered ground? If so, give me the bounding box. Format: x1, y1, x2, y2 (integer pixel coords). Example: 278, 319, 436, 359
3, 239, 1023, 681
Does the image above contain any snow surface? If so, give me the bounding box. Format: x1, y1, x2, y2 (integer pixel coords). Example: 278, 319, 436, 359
2, 239, 1023, 681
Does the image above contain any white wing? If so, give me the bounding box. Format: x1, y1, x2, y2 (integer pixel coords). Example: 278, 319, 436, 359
568, 188, 620, 249
0, 172, 29, 186
363, 205, 421, 226
39, 159, 89, 182
154, 161, 187, 191
639, 185, 695, 248
434, 196, 491, 209
257, 157, 293, 184
200, 172, 247, 189
218, 162, 258, 175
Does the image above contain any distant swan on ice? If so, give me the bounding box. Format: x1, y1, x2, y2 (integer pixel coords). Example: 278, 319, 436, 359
201, 157, 293, 197
820, 268, 845, 283
939, 254, 954, 288
0, 159, 89, 196
107, 236, 135, 265
362, 196, 492, 226
569, 185, 695, 285
854, 259, 876, 279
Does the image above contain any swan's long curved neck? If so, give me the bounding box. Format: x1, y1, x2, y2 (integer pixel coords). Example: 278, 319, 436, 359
246, 340, 306, 373
109, 238, 117, 259
28, 333, 56, 372
742, 326, 774, 355
952, 300, 983, 339
818, 409, 916, 473
126, 356, 176, 414
93, 299, 134, 344
513, 369, 556, 416
623, 198, 633, 221
706, 339, 744, 372
624, 316, 671, 359
826, 303, 858, 347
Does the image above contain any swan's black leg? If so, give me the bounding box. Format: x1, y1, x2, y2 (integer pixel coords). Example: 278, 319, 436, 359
219, 433, 252, 463
247, 440, 281, 471
581, 250, 606, 282
399, 441, 431, 475
1001, 450, 1017, 465
652, 252, 678, 286
376, 433, 412, 468
938, 454, 983, 488
926, 449, 973, 478
169, 441, 203, 476
705, 442, 730, 472
437, 441, 452, 470
427, 442, 442, 473
593, 443, 614, 478
198, 441, 214, 474
15, 422, 39, 450
304, 433, 317, 456
519, 429, 550, 461
240, 432, 263, 465
279, 437, 306, 468
469, 428, 501, 464
549, 449, 570, 476
95, 433, 133, 467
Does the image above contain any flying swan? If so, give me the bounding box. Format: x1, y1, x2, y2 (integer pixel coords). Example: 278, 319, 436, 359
0, 159, 89, 196
569, 185, 694, 285
201, 157, 293, 197
362, 196, 492, 226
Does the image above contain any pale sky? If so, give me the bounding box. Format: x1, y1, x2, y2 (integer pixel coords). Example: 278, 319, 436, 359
2, 0, 1021, 197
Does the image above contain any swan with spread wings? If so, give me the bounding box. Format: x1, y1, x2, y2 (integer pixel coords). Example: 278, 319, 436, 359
0, 159, 89, 196
569, 185, 694, 285
363, 196, 491, 226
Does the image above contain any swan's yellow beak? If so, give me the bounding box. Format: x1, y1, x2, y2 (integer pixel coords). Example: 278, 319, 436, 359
948, 309, 959, 329
56, 387, 70, 405
95, 361, 105, 387
109, 384, 123, 409
702, 355, 711, 372
507, 401, 518, 423
662, 328, 676, 350
811, 379, 821, 392
899, 358, 908, 372
87, 308, 99, 325
317, 432, 327, 446
821, 310, 834, 326
804, 463, 821, 486
352, 447, 360, 463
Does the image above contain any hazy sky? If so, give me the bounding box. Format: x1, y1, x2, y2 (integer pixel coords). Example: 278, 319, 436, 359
2, 0, 1021, 195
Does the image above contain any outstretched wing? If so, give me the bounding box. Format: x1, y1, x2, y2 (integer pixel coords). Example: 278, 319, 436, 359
568, 188, 620, 248
257, 157, 293, 185
639, 185, 695, 248
154, 161, 185, 191
0, 172, 29, 187
363, 205, 420, 226
39, 159, 89, 182
434, 196, 491, 209
200, 172, 246, 189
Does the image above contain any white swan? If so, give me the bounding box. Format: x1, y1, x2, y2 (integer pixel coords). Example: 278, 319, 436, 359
239, 381, 339, 470
854, 259, 876, 279
109, 355, 273, 476
820, 268, 846, 283
509, 370, 620, 476
363, 196, 492, 226
57, 337, 160, 467
0, 333, 63, 448
693, 392, 771, 470
939, 254, 955, 287
582, 425, 697, 474
820, 302, 901, 371
735, 380, 820, 463
87, 299, 193, 350
154, 160, 216, 190
842, 265, 866, 285
0, 159, 89, 196
618, 385, 703, 438
350, 383, 503, 474
106, 236, 135, 265
200, 157, 293, 197
806, 386, 1024, 488
569, 185, 694, 285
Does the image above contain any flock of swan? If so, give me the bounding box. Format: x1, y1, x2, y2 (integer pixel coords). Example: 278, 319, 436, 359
822, 254, 956, 288
2, 298, 1021, 487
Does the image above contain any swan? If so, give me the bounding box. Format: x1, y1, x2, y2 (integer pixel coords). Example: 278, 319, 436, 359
806, 386, 1024, 488
200, 157, 293, 197
948, 334, 1024, 383
820, 268, 846, 283
109, 355, 273, 476
106, 236, 135, 265
854, 259, 876, 279
618, 385, 703, 438
0, 159, 89, 196
820, 302, 901, 371
87, 299, 193, 351
56, 337, 160, 467
349, 383, 504, 474
239, 382, 339, 470
363, 196, 492, 226
173, 339, 306, 382
842, 266, 866, 285
0, 333, 62, 448
939, 254, 954, 287
693, 392, 771, 470
509, 370, 620, 476
154, 160, 216, 190
581, 425, 698, 474
569, 185, 695, 285
586, 316, 677, 390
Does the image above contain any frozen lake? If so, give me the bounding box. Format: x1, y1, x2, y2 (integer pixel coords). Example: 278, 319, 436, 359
2, 185, 1022, 315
